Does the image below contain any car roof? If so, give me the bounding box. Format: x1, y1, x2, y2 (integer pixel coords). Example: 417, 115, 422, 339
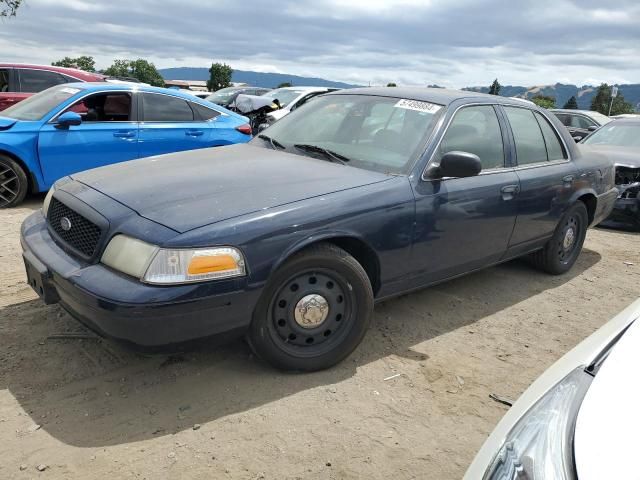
551, 109, 602, 116
271, 86, 332, 92
328, 86, 535, 107
0, 63, 104, 81
64, 82, 242, 108
609, 117, 640, 125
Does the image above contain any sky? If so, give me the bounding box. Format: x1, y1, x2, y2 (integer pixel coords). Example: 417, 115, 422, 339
1, 0, 639, 88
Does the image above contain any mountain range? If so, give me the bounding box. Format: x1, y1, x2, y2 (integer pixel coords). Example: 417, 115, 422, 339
159, 68, 639, 111
464, 83, 640, 110
159, 68, 356, 89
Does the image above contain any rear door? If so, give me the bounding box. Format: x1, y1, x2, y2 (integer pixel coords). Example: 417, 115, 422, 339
502, 106, 577, 253
138, 92, 214, 158
411, 104, 520, 283
37, 90, 139, 185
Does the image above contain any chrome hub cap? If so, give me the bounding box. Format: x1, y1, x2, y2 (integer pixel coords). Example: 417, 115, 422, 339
563, 227, 575, 250
294, 294, 330, 328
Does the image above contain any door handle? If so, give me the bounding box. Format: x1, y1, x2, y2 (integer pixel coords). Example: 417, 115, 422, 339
562, 175, 574, 186
186, 130, 204, 137
113, 131, 136, 139
500, 184, 520, 201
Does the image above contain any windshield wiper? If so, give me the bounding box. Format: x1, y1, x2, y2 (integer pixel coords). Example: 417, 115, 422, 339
293, 144, 351, 165
257, 134, 285, 150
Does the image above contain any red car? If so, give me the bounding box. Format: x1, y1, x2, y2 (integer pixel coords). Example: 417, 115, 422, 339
0, 63, 106, 111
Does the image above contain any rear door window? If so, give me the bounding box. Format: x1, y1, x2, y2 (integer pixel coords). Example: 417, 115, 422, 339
534, 112, 567, 161
18, 69, 69, 93
142, 93, 194, 122
504, 107, 548, 165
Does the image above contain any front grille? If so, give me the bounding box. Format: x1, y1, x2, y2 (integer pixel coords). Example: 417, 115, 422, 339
48, 198, 102, 258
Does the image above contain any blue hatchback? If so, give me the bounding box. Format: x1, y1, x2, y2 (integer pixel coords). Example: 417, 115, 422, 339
0, 83, 251, 207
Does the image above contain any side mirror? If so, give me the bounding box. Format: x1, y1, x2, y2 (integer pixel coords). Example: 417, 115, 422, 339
587, 125, 598, 132
426, 151, 482, 179
55, 111, 82, 129
572, 135, 583, 142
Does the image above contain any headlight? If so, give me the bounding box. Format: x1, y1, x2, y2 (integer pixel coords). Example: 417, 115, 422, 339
483, 368, 592, 480
42, 187, 55, 217
101, 235, 246, 284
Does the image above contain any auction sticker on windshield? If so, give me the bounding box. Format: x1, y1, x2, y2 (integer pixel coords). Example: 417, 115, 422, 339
394, 99, 442, 113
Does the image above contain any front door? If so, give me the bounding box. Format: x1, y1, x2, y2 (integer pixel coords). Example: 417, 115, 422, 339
411, 105, 519, 284
37, 91, 139, 186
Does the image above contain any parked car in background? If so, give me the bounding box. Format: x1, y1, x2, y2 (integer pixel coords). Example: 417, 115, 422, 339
0, 63, 106, 111
21, 87, 617, 371
580, 118, 640, 230
262, 86, 338, 124
551, 108, 611, 142
464, 298, 640, 480
0, 83, 251, 207
205, 86, 271, 108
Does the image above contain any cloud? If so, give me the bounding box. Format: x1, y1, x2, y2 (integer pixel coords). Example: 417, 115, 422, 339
1, 0, 639, 87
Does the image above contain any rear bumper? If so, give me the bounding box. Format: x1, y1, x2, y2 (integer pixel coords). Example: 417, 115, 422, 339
21, 210, 261, 347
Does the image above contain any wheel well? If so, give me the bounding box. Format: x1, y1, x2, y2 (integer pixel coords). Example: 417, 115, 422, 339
304, 237, 381, 296
577, 193, 597, 225
0, 150, 36, 193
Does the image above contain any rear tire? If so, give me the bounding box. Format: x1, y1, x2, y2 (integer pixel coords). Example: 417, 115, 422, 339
531, 202, 588, 275
0, 155, 28, 208
247, 243, 374, 371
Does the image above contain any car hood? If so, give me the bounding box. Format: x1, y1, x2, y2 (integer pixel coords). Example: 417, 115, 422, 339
72, 144, 392, 233
0, 116, 18, 131
574, 317, 640, 480
582, 144, 640, 168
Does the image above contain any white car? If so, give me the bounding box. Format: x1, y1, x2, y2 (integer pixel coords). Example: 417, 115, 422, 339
262, 86, 339, 123
465, 298, 640, 480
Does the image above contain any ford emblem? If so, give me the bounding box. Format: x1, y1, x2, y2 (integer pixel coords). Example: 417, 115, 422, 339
60, 217, 72, 231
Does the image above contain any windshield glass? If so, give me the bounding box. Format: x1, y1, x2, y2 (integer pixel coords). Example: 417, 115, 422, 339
583, 123, 640, 147
206, 87, 243, 104
262, 88, 307, 107
1, 85, 81, 121
254, 94, 443, 174
588, 111, 612, 125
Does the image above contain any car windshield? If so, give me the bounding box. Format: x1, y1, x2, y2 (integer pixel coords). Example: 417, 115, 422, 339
206, 87, 243, 104
1, 85, 81, 121
583, 123, 640, 147
262, 89, 308, 107
254, 94, 443, 174
588, 111, 612, 125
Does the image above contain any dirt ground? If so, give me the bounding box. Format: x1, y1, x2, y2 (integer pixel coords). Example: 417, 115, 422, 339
1, 197, 638, 480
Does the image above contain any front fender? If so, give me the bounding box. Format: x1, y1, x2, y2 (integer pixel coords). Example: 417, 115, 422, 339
0, 136, 45, 192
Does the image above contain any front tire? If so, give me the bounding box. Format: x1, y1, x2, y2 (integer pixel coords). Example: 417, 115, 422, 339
531, 202, 588, 275
247, 243, 374, 371
0, 155, 28, 208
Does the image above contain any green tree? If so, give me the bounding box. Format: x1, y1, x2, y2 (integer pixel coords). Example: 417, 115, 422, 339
386, 82, 397, 87
562, 96, 579, 109
277, 82, 292, 88
590, 83, 634, 116
488, 78, 501, 96
103, 59, 165, 87
207, 62, 233, 92
531, 95, 556, 109
52, 56, 96, 73
1, 0, 22, 17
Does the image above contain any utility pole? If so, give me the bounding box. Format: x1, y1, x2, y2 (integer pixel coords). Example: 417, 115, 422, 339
608, 86, 618, 116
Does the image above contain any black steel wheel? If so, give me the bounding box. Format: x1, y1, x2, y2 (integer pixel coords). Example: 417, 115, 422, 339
248, 243, 374, 371
0, 155, 28, 208
531, 202, 588, 275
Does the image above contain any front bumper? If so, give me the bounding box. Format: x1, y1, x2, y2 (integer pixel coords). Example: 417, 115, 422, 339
20, 210, 262, 347
600, 189, 640, 230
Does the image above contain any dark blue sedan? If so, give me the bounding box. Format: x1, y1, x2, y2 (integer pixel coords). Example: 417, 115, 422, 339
0, 83, 251, 207
21, 88, 618, 371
